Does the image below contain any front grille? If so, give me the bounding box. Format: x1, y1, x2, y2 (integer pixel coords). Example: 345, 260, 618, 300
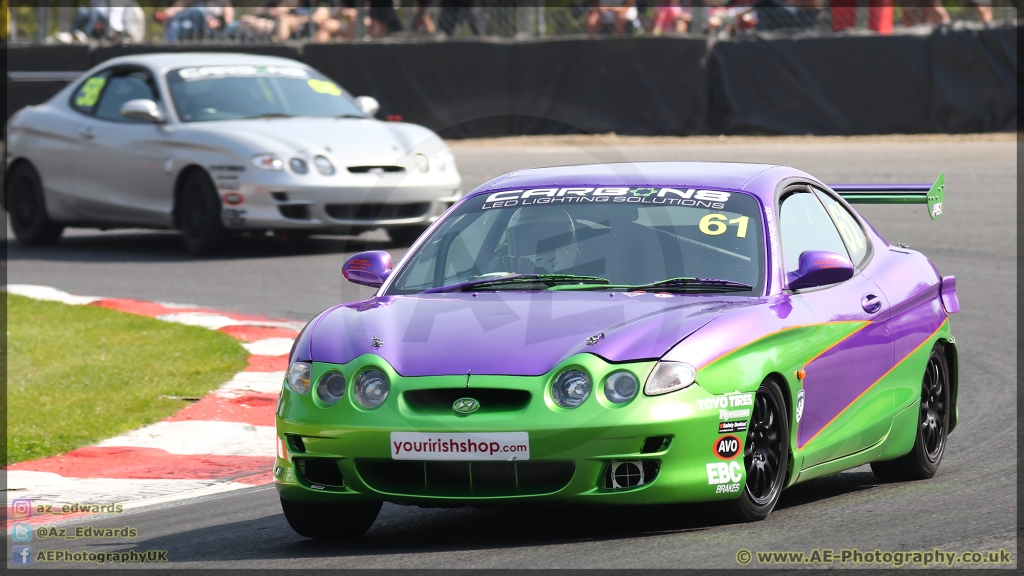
403, 388, 531, 415
295, 457, 344, 487
347, 165, 405, 174
357, 460, 574, 497
325, 203, 430, 222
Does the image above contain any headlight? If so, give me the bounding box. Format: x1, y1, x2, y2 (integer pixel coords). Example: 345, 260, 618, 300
414, 153, 429, 173
552, 369, 591, 408
252, 154, 284, 171
429, 154, 446, 172
644, 362, 696, 396
289, 158, 308, 174
604, 371, 639, 404
313, 155, 335, 175
287, 362, 311, 394
354, 369, 389, 409
315, 372, 345, 405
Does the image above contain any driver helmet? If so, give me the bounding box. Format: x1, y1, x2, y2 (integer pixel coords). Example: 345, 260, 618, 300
504, 206, 579, 274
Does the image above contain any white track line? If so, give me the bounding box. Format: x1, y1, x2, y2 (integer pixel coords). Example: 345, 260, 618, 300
216, 371, 286, 397
4, 284, 102, 305
95, 421, 276, 457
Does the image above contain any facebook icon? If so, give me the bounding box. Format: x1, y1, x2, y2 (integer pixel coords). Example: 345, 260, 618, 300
12, 546, 33, 565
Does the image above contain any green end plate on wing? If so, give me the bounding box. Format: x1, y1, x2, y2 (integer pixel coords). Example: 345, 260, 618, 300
927, 172, 945, 220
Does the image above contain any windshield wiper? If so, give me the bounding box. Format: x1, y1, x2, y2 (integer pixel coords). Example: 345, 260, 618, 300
334, 114, 367, 119
626, 277, 753, 292
423, 274, 609, 293
242, 113, 295, 119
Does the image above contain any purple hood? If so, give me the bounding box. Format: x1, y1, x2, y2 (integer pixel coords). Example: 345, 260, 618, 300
298, 292, 761, 376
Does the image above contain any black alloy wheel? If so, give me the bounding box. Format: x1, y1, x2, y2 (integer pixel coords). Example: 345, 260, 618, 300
871, 344, 950, 481
732, 378, 790, 522
179, 169, 226, 254
7, 163, 64, 246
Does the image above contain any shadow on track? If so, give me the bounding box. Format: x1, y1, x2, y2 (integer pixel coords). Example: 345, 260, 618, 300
123, 471, 884, 563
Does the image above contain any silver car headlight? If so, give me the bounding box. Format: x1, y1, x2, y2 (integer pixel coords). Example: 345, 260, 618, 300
287, 362, 311, 394
313, 155, 335, 175
644, 362, 696, 396
252, 154, 284, 171
414, 153, 429, 173
289, 158, 309, 174
429, 154, 446, 172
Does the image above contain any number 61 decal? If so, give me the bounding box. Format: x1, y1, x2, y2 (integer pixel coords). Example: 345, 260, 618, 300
699, 214, 749, 238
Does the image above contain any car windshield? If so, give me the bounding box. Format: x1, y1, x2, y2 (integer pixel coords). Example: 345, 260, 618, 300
166, 65, 366, 122
386, 187, 765, 295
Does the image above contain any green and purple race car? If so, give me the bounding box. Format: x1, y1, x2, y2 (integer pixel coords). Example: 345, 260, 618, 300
275, 162, 959, 538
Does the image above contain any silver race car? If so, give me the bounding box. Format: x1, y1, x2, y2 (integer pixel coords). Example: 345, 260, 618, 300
5, 53, 462, 253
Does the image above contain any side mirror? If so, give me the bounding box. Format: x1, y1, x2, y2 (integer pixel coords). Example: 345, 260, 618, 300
787, 250, 854, 290
354, 95, 380, 117
343, 250, 393, 288
120, 99, 165, 123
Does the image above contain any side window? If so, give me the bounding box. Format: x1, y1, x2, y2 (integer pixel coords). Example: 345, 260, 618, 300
813, 188, 869, 267
93, 69, 160, 123
71, 72, 110, 115
779, 190, 851, 272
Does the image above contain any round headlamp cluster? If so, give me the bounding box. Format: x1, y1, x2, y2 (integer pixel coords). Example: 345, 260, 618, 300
354, 369, 389, 409
551, 370, 591, 409
313, 155, 335, 175
604, 371, 639, 404
316, 372, 346, 405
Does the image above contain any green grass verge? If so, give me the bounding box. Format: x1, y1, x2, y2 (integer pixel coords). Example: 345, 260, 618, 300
5, 294, 250, 465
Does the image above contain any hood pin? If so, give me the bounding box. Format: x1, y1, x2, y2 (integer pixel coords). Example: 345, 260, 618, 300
371, 337, 383, 348
586, 333, 604, 346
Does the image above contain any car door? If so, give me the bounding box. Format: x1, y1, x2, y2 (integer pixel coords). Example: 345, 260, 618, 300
778, 187, 895, 470
71, 66, 174, 226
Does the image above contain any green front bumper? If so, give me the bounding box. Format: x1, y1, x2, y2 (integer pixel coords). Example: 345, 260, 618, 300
275, 354, 750, 506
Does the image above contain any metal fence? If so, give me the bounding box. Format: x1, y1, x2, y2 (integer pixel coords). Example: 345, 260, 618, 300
4, 1, 1020, 44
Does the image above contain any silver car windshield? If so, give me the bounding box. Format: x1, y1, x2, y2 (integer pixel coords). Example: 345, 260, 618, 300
386, 187, 766, 295
166, 65, 366, 122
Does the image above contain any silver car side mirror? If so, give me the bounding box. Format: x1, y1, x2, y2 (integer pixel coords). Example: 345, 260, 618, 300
120, 99, 165, 123
354, 96, 380, 117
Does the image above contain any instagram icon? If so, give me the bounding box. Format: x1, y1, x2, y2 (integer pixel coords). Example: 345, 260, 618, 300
11, 499, 33, 518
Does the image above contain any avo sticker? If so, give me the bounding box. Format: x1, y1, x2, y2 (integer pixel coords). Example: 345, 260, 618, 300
714, 435, 741, 460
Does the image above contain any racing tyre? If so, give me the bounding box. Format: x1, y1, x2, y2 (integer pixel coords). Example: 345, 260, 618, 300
871, 344, 949, 482
7, 163, 63, 246
731, 378, 790, 522
388, 224, 429, 246
280, 498, 382, 539
179, 169, 226, 255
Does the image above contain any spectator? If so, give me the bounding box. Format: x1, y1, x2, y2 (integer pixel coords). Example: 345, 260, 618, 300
411, 0, 437, 34
240, 0, 308, 42
312, 0, 358, 41
898, 0, 949, 27
438, 0, 484, 37
969, 0, 994, 27
585, 0, 639, 36
705, 0, 754, 37
650, 0, 690, 35
367, 0, 402, 38
161, 0, 236, 42
61, 0, 111, 43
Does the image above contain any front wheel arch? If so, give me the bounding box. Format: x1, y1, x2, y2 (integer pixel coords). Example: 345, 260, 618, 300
764, 371, 797, 487
942, 339, 959, 433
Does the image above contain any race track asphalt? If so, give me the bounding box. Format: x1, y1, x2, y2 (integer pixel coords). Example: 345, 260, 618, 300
6, 136, 1017, 568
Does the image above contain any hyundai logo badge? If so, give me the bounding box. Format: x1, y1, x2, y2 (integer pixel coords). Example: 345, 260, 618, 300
452, 397, 480, 414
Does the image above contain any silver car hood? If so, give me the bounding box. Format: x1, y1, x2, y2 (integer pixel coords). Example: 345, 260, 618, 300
181, 117, 444, 161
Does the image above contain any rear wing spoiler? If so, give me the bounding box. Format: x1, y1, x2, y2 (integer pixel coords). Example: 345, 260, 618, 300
829, 173, 945, 220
